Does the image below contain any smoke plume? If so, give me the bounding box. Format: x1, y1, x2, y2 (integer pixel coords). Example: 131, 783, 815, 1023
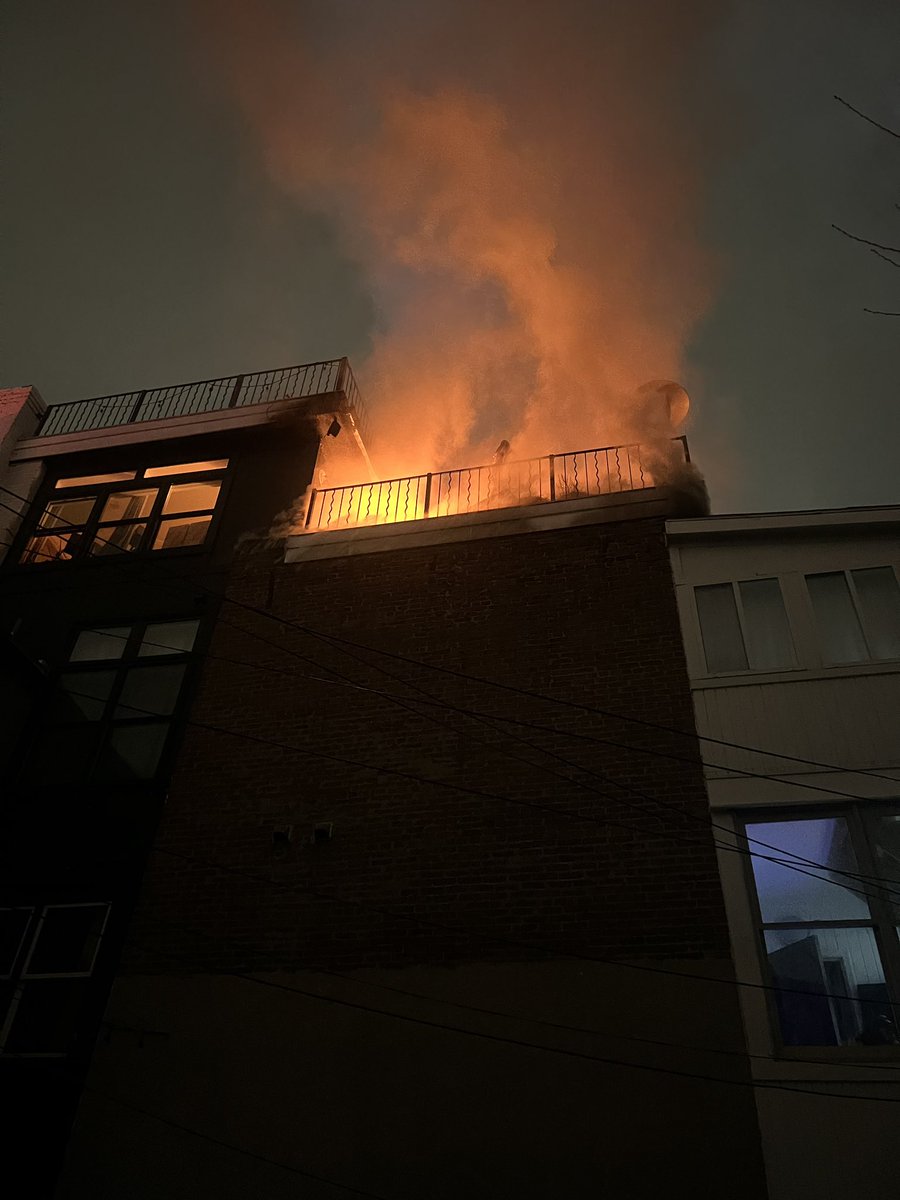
198, 0, 722, 483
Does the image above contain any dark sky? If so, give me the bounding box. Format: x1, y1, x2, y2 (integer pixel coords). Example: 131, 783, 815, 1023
2, 0, 898, 514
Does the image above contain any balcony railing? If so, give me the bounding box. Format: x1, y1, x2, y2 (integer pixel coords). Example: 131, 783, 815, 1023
37, 358, 365, 440
305, 437, 687, 532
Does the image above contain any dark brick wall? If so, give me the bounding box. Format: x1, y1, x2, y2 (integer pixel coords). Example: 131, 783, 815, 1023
130, 515, 729, 972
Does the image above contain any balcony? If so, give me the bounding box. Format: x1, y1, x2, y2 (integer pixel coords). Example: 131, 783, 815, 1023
37, 358, 366, 443
304, 437, 688, 533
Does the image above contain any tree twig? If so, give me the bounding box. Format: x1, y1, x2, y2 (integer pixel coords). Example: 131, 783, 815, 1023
863, 307, 900, 316
833, 224, 900, 254
871, 248, 900, 269
834, 95, 900, 140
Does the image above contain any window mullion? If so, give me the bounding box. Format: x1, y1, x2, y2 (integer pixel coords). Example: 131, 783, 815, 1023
856, 806, 900, 1013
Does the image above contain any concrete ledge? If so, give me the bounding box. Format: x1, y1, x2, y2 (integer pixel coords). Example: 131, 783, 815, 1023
285, 487, 673, 562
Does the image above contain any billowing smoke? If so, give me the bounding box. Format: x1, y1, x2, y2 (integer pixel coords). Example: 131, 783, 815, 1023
198, 0, 722, 484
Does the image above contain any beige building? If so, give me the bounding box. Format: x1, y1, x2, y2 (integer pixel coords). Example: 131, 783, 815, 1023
668, 507, 900, 1200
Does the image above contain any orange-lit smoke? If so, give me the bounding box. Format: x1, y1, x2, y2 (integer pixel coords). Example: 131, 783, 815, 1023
197, 0, 721, 483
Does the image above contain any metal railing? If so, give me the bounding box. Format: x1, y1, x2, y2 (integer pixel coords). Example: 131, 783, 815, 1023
37, 358, 363, 438
305, 437, 687, 532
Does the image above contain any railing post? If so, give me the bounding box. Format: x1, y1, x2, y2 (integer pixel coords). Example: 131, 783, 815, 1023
548, 454, 556, 502
336, 357, 349, 397
228, 375, 245, 408
127, 391, 146, 424
423, 473, 433, 517
304, 488, 318, 529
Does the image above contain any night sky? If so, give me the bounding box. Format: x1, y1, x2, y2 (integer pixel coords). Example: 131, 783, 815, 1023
3, 0, 898, 514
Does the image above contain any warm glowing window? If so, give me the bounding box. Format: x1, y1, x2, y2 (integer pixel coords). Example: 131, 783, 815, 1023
807, 568, 900, 665
25, 618, 200, 785
743, 808, 900, 1048
0, 903, 110, 1056
19, 462, 227, 564
695, 578, 795, 674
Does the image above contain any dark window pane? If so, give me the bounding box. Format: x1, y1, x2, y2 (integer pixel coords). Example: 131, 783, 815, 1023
69, 627, 132, 662
695, 584, 748, 673
871, 813, 900, 919
0, 910, 33, 977
116, 665, 186, 717
97, 722, 169, 780
807, 572, 868, 664
738, 579, 795, 670
5, 979, 90, 1054
152, 515, 212, 550
99, 489, 156, 522
747, 817, 870, 922
162, 481, 221, 514
139, 620, 199, 657
764, 928, 893, 1046
852, 568, 900, 661
26, 905, 107, 975
91, 522, 148, 555
41, 497, 96, 529
53, 671, 116, 721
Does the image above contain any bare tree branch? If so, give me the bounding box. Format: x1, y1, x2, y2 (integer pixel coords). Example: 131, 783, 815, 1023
834, 95, 900, 140
871, 248, 900, 269
863, 307, 900, 316
833, 224, 900, 254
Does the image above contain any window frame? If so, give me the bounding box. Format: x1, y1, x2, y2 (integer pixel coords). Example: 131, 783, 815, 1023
738, 802, 900, 1060
21, 617, 203, 787
0, 902, 111, 1058
805, 566, 900, 667
16, 460, 230, 567
693, 576, 797, 677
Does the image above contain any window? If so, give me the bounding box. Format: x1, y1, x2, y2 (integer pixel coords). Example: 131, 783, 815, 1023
743, 809, 900, 1048
1, 904, 109, 1056
695, 578, 795, 674
26, 619, 200, 784
807, 568, 900, 665
20, 460, 228, 565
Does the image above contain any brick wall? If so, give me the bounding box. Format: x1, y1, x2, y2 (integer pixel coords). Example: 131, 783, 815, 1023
129, 515, 730, 972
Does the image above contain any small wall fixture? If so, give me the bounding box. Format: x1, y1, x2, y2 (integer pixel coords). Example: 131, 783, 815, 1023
312, 822, 334, 845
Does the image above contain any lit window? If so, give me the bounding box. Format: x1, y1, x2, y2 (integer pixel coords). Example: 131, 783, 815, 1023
143, 459, 228, 477
695, 578, 795, 674
807, 568, 900, 665
19, 463, 227, 564
744, 810, 900, 1047
0, 904, 110, 1056
25, 619, 199, 785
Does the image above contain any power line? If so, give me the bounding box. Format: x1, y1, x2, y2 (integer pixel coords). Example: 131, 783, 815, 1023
2, 481, 896, 785
85, 1087, 400, 1198
834, 94, 900, 140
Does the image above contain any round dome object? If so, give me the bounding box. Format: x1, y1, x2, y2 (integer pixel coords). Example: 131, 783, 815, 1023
636, 380, 691, 429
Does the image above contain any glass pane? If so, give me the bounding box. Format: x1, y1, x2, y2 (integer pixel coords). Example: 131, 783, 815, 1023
144, 459, 228, 477
53, 671, 117, 720
764, 927, 894, 1046
747, 817, 870, 922
853, 568, 900, 661
91, 522, 147, 555
139, 620, 200, 656
870, 812, 900, 919
5, 979, 89, 1054
40, 496, 96, 530
26, 905, 107, 975
807, 572, 868, 665
20, 531, 85, 564
162, 481, 221, 514
152, 515, 212, 550
55, 471, 135, 488
99, 489, 157, 522
695, 584, 748, 673
116, 664, 186, 717
0, 909, 33, 977
98, 722, 168, 780
738, 578, 795, 670
69, 626, 131, 662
